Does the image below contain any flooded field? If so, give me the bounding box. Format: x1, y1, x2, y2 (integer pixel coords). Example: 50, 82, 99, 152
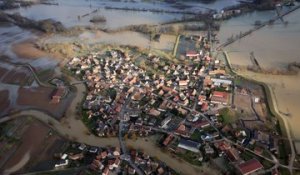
6, 0, 183, 29
6, 0, 241, 29
220, 8, 300, 69
222, 8, 300, 152
1, 118, 65, 174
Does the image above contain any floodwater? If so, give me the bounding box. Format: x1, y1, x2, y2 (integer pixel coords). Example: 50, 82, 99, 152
6, 0, 183, 29
126, 137, 220, 175
217, 10, 276, 44
0, 24, 33, 62
0, 24, 58, 68
46, 30, 151, 48
221, 7, 300, 152
6, 0, 240, 29
220, 7, 300, 69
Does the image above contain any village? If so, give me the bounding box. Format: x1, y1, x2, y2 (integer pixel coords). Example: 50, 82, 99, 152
1, 0, 299, 174
55, 31, 283, 175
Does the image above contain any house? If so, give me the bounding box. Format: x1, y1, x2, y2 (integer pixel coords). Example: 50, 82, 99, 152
214, 140, 231, 151
157, 167, 165, 175
114, 158, 121, 168
163, 134, 174, 146
113, 147, 121, 156
89, 147, 98, 153
175, 124, 190, 137
90, 159, 104, 171
132, 92, 143, 101
204, 144, 215, 155
55, 159, 69, 168
160, 116, 172, 129
201, 102, 209, 112
211, 78, 232, 86
192, 119, 210, 129
178, 139, 201, 153
237, 159, 263, 175
179, 80, 188, 87
51, 87, 65, 104
198, 95, 207, 105
226, 148, 240, 162
211, 91, 230, 105
100, 151, 108, 159
78, 143, 87, 151
186, 50, 199, 58
102, 167, 109, 175
149, 108, 161, 117
213, 13, 223, 20
69, 153, 84, 160
203, 79, 212, 89
128, 167, 136, 175
209, 69, 226, 75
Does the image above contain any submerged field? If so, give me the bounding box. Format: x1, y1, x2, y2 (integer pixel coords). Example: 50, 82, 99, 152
220, 6, 300, 154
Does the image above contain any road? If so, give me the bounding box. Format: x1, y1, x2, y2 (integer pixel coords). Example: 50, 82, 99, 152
0, 61, 53, 88
0, 78, 119, 147
118, 93, 144, 175
222, 51, 297, 174
268, 84, 296, 174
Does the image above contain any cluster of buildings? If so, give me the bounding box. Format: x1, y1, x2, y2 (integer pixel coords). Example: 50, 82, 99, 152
129, 149, 177, 175
66, 42, 277, 174
53, 142, 177, 175
50, 78, 67, 104
54, 143, 121, 174
213, 9, 242, 20
67, 47, 232, 135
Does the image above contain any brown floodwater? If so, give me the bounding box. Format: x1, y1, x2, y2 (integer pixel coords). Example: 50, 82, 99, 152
219, 7, 300, 69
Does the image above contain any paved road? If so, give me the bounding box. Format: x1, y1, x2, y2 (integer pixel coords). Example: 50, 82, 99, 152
268, 85, 296, 174
118, 93, 144, 175
223, 50, 297, 173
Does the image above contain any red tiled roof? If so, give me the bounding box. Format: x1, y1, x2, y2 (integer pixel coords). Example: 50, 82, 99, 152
163, 134, 174, 146
192, 120, 210, 128
226, 148, 239, 162
238, 159, 263, 175
201, 102, 209, 111
213, 91, 229, 98
211, 91, 229, 104
186, 50, 198, 56
52, 88, 64, 98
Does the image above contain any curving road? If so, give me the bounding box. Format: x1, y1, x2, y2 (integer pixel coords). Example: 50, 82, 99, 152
223, 51, 297, 174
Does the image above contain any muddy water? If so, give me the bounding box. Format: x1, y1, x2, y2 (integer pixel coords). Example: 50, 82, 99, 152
6, 0, 183, 29
6, 0, 240, 29
0, 24, 58, 67
0, 24, 32, 62
126, 137, 220, 175
220, 7, 300, 151
218, 7, 300, 69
